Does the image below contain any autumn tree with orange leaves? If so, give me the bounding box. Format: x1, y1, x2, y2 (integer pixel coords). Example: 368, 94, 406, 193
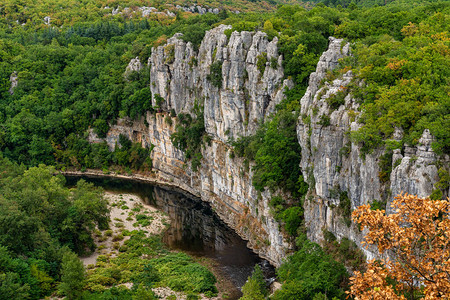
348, 193, 450, 300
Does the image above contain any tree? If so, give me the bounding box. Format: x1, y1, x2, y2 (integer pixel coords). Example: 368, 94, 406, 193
241, 265, 267, 300
58, 250, 85, 300
274, 235, 348, 300
348, 194, 450, 299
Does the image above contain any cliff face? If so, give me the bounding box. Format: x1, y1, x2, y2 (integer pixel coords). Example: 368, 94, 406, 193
297, 37, 448, 259
91, 28, 447, 265
94, 25, 292, 266
149, 24, 291, 141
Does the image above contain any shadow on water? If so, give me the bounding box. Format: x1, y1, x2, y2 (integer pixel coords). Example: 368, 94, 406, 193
65, 175, 276, 299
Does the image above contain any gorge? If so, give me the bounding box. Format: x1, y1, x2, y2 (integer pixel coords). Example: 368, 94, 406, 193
2, 1, 450, 298
87, 25, 449, 266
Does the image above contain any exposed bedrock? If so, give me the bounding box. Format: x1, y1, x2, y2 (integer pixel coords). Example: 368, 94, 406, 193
297, 37, 448, 259
90, 28, 448, 264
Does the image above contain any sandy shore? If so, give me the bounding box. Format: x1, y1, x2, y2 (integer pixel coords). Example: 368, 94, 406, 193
80, 192, 222, 300
80, 192, 169, 266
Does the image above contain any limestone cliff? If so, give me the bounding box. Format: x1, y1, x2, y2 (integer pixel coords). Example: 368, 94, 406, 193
149, 24, 291, 142
91, 28, 448, 265
93, 25, 292, 266
297, 37, 449, 259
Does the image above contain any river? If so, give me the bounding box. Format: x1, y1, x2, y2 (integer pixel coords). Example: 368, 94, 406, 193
65, 175, 275, 299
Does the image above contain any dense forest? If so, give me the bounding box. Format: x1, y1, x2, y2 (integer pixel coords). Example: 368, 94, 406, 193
0, 0, 449, 298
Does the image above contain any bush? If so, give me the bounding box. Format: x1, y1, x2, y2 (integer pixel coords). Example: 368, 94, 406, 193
170, 103, 206, 172
274, 235, 348, 300
256, 53, 268, 77
164, 44, 175, 64
207, 61, 223, 89
150, 253, 217, 294
241, 265, 267, 300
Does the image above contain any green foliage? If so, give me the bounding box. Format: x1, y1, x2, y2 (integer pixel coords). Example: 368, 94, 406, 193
323, 231, 366, 272
256, 52, 268, 77
0, 159, 108, 256
164, 44, 175, 64
59, 250, 86, 300
224, 21, 259, 39
234, 110, 306, 197
132, 284, 157, 300
378, 151, 393, 183
0, 3, 226, 169
337, 191, 352, 227
150, 252, 217, 294
279, 206, 304, 236
342, 6, 450, 155
207, 61, 223, 89
170, 103, 206, 171
318, 115, 331, 127
241, 265, 267, 300
326, 89, 347, 111
370, 199, 387, 210
263, 20, 278, 41
431, 167, 450, 199
112, 135, 153, 171
84, 230, 215, 298
0, 154, 108, 299
154, 94, 165, 109
270, 56, 279, 69
274, 235, 348, 300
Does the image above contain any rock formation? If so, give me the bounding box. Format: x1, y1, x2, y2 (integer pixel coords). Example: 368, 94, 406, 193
9, 72, 18, 95
297, 37, 448, 259
90, 28, 448, 265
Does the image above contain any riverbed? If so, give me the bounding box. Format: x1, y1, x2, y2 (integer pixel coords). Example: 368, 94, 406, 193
66, 175, 275, 299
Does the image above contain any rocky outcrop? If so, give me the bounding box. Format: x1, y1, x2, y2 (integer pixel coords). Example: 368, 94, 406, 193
175, 5, 222, 15
91, 26, 292, 266
296, 37, 448, 259
150, 24, 290, 142
90, 113, 291, 266
92, 29, 447, 265
9, 72, 18, 95
124, 57, 143, 78
390, 130, 440, 207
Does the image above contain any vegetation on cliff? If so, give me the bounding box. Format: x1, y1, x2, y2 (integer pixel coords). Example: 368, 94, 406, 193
170, 102, 207, 171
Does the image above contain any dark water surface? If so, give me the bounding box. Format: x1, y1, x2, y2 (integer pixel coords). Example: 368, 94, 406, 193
65, 175, 275, 299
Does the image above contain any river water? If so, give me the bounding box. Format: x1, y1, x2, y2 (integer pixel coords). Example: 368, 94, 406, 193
65, 175, 275, 299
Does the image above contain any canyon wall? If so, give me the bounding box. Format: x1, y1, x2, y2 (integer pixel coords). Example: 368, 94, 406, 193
297, 37, 449, 259
93, 25, 292, 266
91, 27, 448, 264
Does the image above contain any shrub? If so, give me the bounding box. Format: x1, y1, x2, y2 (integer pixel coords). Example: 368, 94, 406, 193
274, 235, 348, 300
270, 57, 278, 69
207, 61, 223, 89
256, 53, 268, 77
170, 103, 206, 172
164, 44, 175, 64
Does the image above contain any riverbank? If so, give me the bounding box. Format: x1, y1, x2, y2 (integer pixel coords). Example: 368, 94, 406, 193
62, 169, 202, 199
80, 192, 169, 266
67, 174, 277, 299
78, 190, 220, 299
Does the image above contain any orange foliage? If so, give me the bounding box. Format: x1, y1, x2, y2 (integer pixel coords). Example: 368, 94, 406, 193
348, 194, 450, 299
386, 59, 407, 71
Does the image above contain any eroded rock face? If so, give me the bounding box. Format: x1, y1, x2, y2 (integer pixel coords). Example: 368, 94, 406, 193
149, 25, 290, 142
92, 31, 447, 265
90, 26, 293, 266
91, 113, 291, 266
297, 37, 448, 259
124, 57, 143, 77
